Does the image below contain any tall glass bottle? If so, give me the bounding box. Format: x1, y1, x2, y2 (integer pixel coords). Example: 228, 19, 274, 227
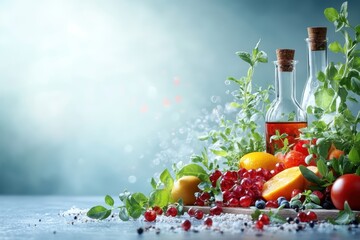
265, 49, 307, 154
301, 27, 327, 124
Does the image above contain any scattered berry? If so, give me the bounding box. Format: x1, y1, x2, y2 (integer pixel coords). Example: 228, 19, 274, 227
153, 206, 163, 215
166, 207, 178, 217
255, 220, 264, 230
209, 205, 223, 216
297, 211, 308, 222
258, 214, 270, 225
182, 219, 191, 231
306, 211, 317, 221
194, 210, 204, 220
187, 207, 196, 217
277, 196, 287, 206
204, 217, 213, 227
144, 209, 156, 222
280, 200, 290, 208
291, 189, 302, 199
265, 200, 279, 208
239, 196, 252, 207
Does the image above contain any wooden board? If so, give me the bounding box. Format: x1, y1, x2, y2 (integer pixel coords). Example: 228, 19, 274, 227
184, 206, 360, 220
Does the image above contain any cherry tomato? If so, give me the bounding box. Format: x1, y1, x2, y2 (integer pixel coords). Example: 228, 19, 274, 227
331, 174, 360, 210
283, 150, 307, 169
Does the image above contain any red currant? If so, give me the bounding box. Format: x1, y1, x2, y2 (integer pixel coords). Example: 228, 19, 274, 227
182, 219, 191, 231
194, 210, 204, 220
209, 205, 222, 216
209, 170, 222, 187
166, 207, 178, 217
297, 211, 308, 222
312, 191, 324, 202
144, 209, 156, 222
227, 198, 239, 207
204, 217, 213, 227
275, 162, 285, 172
239, 195, 252, 207
255, 220, 264, 230
187, 207, 196, 217
258, 214, 270, 225
223, 171, 238, 182
220, 179, 233, 191
194, 200, 205, 206
265, 200, 279, 208
291, 189, 302, 199
306, 211, 317, 221
153, 206, 163, 215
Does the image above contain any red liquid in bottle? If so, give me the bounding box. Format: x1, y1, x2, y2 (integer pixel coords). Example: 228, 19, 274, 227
265, 121, 307, 154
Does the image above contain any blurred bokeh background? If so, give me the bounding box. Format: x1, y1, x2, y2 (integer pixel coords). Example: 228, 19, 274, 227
1, 0, 359, 195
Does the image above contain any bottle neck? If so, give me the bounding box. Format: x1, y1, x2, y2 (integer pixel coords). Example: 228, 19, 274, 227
306, 39, 327, 77
275, 62, 296, 101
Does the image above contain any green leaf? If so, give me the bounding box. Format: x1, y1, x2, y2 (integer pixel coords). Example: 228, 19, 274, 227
176, 163, 209, 182
149, 189, 170, 207
229, 102, 241, 108
334, 201, 355, 225
211, 149, 228, 157
315, 88, 335, 111
316, 159, 328, 177
348, 146, 360, 164
329, 41, 343, 53
150, 177, 157, 189
324, 7, 339, 22
87, 206, 111, 220
132, 192, 148, 206
118, 207, 130, 221
127, 205, 143, 219
309, 194, 321, 205
340, 1, 348, 18
317, 71, 326, 82
236, 51, 253, 66
299, 165, 322, 185
160, 169, 174, 190
105, 195, 114, 207
351, 77, 360, 94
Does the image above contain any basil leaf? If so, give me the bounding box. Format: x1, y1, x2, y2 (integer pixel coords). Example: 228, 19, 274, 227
324, 7, 339, 22
119, 207, 130, 221
105, 195, 114, 207
87, 206, 110, 220
176, 163, 209, 182
236, 51, 253, 66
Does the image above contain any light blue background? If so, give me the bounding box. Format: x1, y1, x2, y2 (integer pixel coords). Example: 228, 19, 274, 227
1, 0, 359, 195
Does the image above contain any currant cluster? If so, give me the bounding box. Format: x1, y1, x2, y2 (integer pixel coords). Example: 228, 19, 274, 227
195, 164, 285, 208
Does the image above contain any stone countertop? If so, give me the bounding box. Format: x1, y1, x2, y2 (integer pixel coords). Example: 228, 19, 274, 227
0, 196, 359, 240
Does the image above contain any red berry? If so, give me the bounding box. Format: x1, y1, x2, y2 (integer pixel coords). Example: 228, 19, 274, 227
209, 170, 222, 187
222, 190, 233, 202
237, 168, 247, 178
220, 179, 233, 191
239, 195, 252, 207
275, 162, 285, 172
209, 205, 222, 216
291, 189, 302, 199
199, 192, 211, 202
144, 209, 156, 222
194, 210, 204, 220
182, 219, 191, 231
187, 207, 196, 217
153, 206, 163, 215
312, 191, 324, 202
204, 217, 213, 227
227, 198, 239, 207
232, 185, 243, 199
194, 200, 205, 206
255, 220, 264, 230
240, 178, 252, 189
265, 200, 279, 208
166, 207, 177, 217
306, 211, 317, 221
297, 211, 308, 222
223, 171, 238, 182
258, 214, 270, 225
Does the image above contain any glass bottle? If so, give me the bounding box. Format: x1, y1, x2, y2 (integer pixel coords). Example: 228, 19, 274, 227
301, 27, 328, 124
265, 49, 307, 154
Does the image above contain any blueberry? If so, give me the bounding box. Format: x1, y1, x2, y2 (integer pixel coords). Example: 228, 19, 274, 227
277, 197, 287, 206
280, 200, 290, 208
255, 200, 266, 209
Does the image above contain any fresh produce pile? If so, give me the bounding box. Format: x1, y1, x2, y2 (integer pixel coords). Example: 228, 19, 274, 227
87, 1, 360, 231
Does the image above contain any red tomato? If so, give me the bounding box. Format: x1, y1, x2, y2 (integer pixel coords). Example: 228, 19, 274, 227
331, 174, 360, 210
293, 140, 310, 156
283, 150, 307, 169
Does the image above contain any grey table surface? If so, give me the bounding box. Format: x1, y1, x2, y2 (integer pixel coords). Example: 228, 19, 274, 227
0, 196, 359, 240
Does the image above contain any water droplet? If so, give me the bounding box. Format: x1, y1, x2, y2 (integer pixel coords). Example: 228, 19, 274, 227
224, 80, 231, 85
211, 96, 221, 103
128, 175, 137, 183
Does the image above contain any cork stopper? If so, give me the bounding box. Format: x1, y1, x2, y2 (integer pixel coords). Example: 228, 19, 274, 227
276, 49, 295, 72
307, 27, 327, 51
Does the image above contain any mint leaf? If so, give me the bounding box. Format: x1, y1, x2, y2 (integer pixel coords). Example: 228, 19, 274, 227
105, 195, 114, 207
324, 7, 339, 22
176, 163, 209, 182
299, 165, 322, 185
211, 149, 228, 157
236, 51, 252, 66
348, 146, 360, 164
149, 189, 170, 207
119, 207, 129, 221
317, 159, 328, 177
87, 206, 111, 220
160, 169, 174, 190
329, 41, 343, 53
